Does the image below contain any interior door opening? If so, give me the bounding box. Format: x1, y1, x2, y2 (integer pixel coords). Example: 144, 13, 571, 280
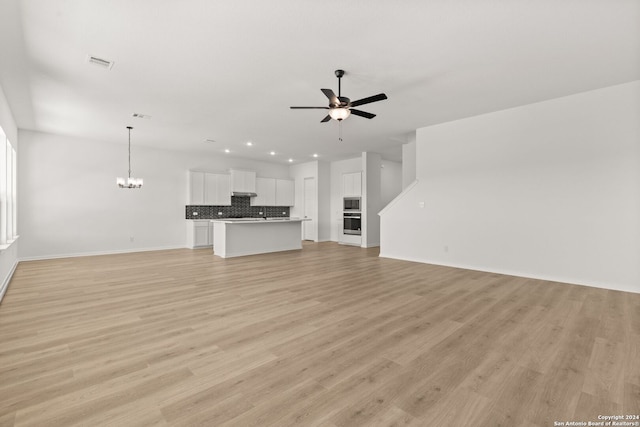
303, 177, 316, 241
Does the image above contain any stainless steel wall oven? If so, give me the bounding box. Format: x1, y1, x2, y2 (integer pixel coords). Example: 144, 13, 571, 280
343, 212, 361, 235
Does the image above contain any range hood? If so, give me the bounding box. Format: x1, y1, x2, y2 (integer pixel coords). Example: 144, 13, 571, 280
231, 191, 257, 197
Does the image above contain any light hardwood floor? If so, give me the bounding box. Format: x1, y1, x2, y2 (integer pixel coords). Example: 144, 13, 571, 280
0, 242, 638, 426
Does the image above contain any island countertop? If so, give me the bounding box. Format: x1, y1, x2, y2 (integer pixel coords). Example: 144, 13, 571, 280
211, 218, 308, 258
210, 217, 308, 224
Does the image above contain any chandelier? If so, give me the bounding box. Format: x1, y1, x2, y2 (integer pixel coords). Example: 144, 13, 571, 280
116, 126, 143, 188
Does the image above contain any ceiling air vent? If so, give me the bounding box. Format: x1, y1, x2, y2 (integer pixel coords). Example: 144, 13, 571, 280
86, 55, 114, 70
131, 113, 151, 119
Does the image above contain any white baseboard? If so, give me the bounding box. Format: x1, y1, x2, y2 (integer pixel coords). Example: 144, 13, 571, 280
378, 251, 640, 295
19, 245, 186, 262
0, 259, 19, 303
361, 242, 380, 248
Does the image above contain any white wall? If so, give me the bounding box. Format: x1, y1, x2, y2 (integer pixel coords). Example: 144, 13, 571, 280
381, 81, 640, 294
402, 133, 416, 189
362, 152, 382, 248
290, 161, 318, 241
317, 160, 331, 241
330, 157, 361, 242
289, 161, 315, 224
18, 130, 290, 259
381, 160, 402, 206
0, 84, 19, 300
289, 160, 332, 242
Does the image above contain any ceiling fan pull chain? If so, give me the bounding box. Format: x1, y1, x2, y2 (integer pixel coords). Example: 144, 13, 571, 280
339, 121, 343, 142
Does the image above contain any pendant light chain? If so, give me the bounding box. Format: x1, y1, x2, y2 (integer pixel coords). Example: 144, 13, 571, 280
127, 126, 132, 179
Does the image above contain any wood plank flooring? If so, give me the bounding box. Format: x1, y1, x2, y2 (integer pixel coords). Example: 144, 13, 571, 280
0, 242, 638, 426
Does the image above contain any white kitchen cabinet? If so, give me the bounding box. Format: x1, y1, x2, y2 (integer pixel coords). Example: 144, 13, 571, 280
343, 172, 362, 197
230, 170, 256, 193
205, 173, 231, 205
250, 178, 294, 206
188, 171, 231, 205
275, 179, 295, 206
204, 173, 218, 204
189, 171, 206, 204
215, 174, 231, 204
251, 177, 276, 206
340, 233, 362, 246
186, 220, 213, 248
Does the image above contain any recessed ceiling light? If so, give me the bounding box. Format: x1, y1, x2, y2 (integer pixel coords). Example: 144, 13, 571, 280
288, 158, 293, 163
246, 141, 253, 147
224, 149, 230, 153
312, 153, 319, 158
269, 151, 276, 156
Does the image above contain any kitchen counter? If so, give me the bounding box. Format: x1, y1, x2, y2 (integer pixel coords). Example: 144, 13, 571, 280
210, 217, 304, 224
211, 217, 308, 258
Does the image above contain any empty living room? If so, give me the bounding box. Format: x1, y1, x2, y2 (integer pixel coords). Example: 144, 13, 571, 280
0, 1, 638, 426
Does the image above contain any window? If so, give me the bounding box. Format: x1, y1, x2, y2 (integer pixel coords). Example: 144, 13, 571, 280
0, 125, 17, 249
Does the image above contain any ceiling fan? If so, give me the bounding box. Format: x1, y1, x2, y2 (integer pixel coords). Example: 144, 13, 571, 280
290, 69, 387, 123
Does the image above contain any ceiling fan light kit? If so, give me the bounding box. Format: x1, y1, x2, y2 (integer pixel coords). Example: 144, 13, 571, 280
290, 69, 387, 123
329, 108, 351, 121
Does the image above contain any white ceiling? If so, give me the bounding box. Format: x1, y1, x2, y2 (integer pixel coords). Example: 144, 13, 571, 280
0, 0, 638, 164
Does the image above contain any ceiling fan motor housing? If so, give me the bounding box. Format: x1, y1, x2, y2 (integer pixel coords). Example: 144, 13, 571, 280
337, 96, 350, 107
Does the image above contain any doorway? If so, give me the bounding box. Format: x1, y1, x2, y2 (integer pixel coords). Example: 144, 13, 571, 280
303, 177, 316, 241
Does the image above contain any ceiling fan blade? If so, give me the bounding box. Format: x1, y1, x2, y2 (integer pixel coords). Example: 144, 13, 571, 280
320, 115, 332, 123
350, 93, 387, 108
350, 109, 376, 119
321, 89, 339, 106
290, 106, 329, 109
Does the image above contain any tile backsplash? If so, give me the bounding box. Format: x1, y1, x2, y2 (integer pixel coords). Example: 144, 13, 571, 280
186, 196, 290, 219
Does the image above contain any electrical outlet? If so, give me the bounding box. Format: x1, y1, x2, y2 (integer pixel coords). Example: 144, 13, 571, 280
282, 211, 286, 215
218, 212, 223, 215
193, 212, 198, 216
259, 211, 263, 215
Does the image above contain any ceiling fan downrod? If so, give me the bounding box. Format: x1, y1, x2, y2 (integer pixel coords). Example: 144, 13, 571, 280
335, 69, 344, 98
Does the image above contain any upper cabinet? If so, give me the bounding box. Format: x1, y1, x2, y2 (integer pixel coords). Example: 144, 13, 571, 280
251, 178, 295, 206
189, 171, 206, 205
188, 171, 231, 205
230, 170, 256, 193
275, 179, 295, 206
206, 173, 231, 205
189, 170, 292, 206
343, 172, 362, 197
252, 177, 276, 206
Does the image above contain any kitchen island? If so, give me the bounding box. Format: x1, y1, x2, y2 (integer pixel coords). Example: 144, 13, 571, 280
211, 218, 308, 258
